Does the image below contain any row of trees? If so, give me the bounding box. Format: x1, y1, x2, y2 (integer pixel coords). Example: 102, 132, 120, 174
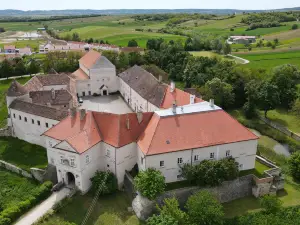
0, 58, 40, 78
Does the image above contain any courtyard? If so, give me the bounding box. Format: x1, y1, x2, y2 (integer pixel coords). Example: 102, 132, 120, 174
79, 95, 133, 114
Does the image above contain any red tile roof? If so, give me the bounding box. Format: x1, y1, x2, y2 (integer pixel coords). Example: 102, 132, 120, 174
4, 45, 16, 50
79, 50, 101, 69
71, 68, 89, 80
43, 111, 154, 153
137, 110, 258, 156
160, 87, 203, 109
44, 111, 102, 153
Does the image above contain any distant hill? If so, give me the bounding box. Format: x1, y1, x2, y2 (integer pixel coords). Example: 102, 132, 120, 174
0, 8, 299, 17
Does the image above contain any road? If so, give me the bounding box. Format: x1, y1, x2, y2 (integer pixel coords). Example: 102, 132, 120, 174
14, 188, 71, 225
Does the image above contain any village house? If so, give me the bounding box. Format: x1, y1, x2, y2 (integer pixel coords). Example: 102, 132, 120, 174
6, 50, 258, 193
228, 36, 256, 44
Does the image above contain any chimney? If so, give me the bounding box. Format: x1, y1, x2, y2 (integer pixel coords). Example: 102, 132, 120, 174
136, 111, 143, 124
126, 117, 130, 130
70, 108, 77, 117
190, 95, 195, 104
209, 99, 214, 108
172, 102, 177, 114
170, 81, 175, 93
158, 75, 162, 83
80, 109, 86, 120
51, 88, 55, 100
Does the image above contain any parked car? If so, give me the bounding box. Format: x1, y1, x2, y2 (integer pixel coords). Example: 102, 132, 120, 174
51, 181, 64, 192
78, 97, 83, 103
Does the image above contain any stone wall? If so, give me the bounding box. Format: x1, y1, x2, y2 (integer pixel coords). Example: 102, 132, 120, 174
124, 171, 136, 199
133, 175, 253, 220
0, 160, 33, 179
31, 168, 46, 182
0, 126, 12, 137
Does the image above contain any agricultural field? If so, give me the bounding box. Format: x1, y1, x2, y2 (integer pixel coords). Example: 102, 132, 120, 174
36, 192, 141, 225
233, 50, 300, 71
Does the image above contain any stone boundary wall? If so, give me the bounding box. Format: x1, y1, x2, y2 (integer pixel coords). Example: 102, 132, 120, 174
0, 160, 45, 182
259, 115, 300, 141
132, 175, 253, 220
0, 126, 12, 137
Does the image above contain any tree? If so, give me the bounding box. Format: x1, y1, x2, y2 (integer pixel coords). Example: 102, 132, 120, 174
128, 39, 138, 47
117, 52, 129, 70
289, 151, 300, 181
134, 168, 165, 200
87, 38, 94, 43
274, 38, 279, 45
128, 52, 144, 66
72, 32, 80, 41
147, 214, 178, 225
291, 99, 300, 116
292, 24, 299, 30
203, 78, 235, 109
271, 64, 300, 109
0, 59, 13, 78
211, 39, 223, 53
27, 59, 40, 75
185, 191, 224, 225
257, 81, 280, 117
101, 50, 119, 65
157, 197, 187, 225
14, 60, 27, 75
223, 42, 232, 55
90, 171, 118, 195
260, 195, 282, 214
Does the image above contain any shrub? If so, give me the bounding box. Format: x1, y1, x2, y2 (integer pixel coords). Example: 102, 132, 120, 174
181, 157, 239, 187
90, 171, 118, 195
134, 168, 166, 200
292, 24, 298, 30
260, 195, 282, 214
186, 190, 224, 225
288, 151, 300, 180
147, 214, 178, 225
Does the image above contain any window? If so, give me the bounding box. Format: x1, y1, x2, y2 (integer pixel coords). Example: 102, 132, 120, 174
106, 149, 110, 157
194, 155, 199, 161
141, 157, 144, 164
64, 105, 67, 107
107, 164, 110, 168
70, 158, 75, 167
19, 115, 21, 120
82, 91, 85, 96
24, 117, 27, 122
226, 150, 231, 157
86, 155, 90, 164
13, 113, 15, 118
52, 124, 55, 127
210, 152, 215, 159
32, 119, 34, 124
177, 158, 183, 164
160, 161, 164, 167
45, 122, 49, 128
88, 91, 91, 95
60, 156, 64, 164
37, 121, 40, 126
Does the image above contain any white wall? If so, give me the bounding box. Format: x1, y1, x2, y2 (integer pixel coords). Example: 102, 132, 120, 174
116, 142, 137, 187
79, 63, 90, 77
90, 68, 118, 94
10, 109, 59, 147
141, 140, 258, 183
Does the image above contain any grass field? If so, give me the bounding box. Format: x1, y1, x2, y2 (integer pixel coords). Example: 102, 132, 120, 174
0, 168, 39, 209
234, 50, 300, 70
0, 77, 31, 127
36, 192, 142, 225
0, 137, 47, 171
59, 26, 186, 47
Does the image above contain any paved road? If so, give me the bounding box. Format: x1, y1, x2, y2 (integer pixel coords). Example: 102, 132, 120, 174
0, 73, 43, 81
14, 188, 71, 225
228, 54, 249, 64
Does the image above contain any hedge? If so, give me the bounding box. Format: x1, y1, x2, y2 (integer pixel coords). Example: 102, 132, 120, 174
0, 181, 52, 225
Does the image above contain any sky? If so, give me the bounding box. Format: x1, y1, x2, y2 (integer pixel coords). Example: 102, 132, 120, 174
0, 0, 299, 11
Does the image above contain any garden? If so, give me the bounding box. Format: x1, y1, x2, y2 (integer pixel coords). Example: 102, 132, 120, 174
0, 168, 52, 225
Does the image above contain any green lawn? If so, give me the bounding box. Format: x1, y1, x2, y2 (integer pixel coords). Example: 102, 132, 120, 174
259, 109, 300, 134
223, 176, 300, 218
233, 50, 300, 71
239, 160, 270, 178
36, 192, 142, 225
0, 168, 39, 210
0, 137, 48, 171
